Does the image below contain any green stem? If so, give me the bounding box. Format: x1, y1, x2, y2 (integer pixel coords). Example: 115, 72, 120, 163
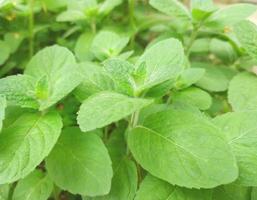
185, 25, 200, 56
129, 0, 136, 47
91, 19, 96, 34
7, 182, 17, 200
28, 0, 35, 58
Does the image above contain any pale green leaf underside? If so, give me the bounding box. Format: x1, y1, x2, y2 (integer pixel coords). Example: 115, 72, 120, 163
25, 45, 82, 110
77, 91, 153, 132
149, 0, 191, 21
46, 127, 113, 196
13, 170, 53, 200
135, 175, 212, 200
136, 38, 185, 91
228, 72, 257, 111
206, 4, 256, 29
128, 109, 238, 188
213, 111, 257, 186
0, 111, 62, 184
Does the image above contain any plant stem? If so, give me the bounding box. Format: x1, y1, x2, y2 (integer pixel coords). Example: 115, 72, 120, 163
28, 0, 35, 58
185, 25, 200, 56
7, 182, 17, 200
91, 19, 96, 34
129, 0, 136, 47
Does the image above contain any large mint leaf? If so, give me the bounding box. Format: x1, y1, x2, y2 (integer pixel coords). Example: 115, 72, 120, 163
205, 4, 256, 29
213, 111, 257, 186
91, 31, 129, 61
0, 75, 38, 109
77, 91, 153, 132
46, 127, 113, 196
234, 20, 257, 60
0, 185, 9, 200
173, 87, 212, 110
135, 38, 185, 93
13, 170, 53, 200
149, 0, 191, 21
192, 62, 231, 92
135, 175, 212, 200
128, 109, 238, 188
0, 111, 62, 184
0, 96, 6, 131
74, 62, 115, 101
75, 32, 95, 61
103, 58, 135, 96
228, 72, 257, 111
25, 45, 82, 110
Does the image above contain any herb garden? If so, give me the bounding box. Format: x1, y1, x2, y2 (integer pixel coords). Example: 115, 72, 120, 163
1, 0, 257, 199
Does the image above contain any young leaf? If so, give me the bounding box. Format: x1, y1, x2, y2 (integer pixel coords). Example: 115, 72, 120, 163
99, 0, 122, 14
13, 170, 53, 200
213, 111, 257, 186
0, 111, 62, 184
172, 87, 212, 110
135, 175, 212, 200
128, 109, 238, 188
234, 20, 257, 61
228, 72, 257, 111
192, 62, 231, 92
205, 4, 256, 29
135, 38, 185, 93
77, 91, 153, 132
0, 75, 38, 109
25, 45, 82, 110
0, 96, 6, 131
45, 127, 113, 196
191, 0, 216, 21
91, 31, 129, 61
103, 58, 135, 96
74, 62, 115, 101
149, 0, 191, 22
4, 32, 24, 53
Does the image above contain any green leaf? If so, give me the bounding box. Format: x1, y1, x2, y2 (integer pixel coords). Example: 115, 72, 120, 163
149, 0, 191, 21
210, 38, 237, 63
13, 170, 53, 200
0, 96, 6, 131
0, 40, 10, 65
0, 111, 62, 184
228, 72, 257, 111
0, 75, 38, 109
74, 62, 115, 101
91, 31, 129, 61
57, 10, 85, 22
128, 109, 238, 188
234, 20, 257, 61
135, 175, 212, 200
252, 188, 257, 200
103, 58, 135, 96
192, 62, 231, 92
0, 185, 9, 200
99, 0, 122, 14
213, 184, 251, 200
175, 68, 205, 89
75, 32, 95, 61
205, 4, 256, 29
173, 87, 212, 110
25, 45, 82, 110
135, 38, 185, 93
46, 127, 113, 196
77, 91, 153, 132
213, 111, 257, 186
4, 32, 24, 53
191, 0, 216, 21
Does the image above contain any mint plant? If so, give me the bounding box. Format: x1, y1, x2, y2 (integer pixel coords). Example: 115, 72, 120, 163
0, 0, 257, 199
